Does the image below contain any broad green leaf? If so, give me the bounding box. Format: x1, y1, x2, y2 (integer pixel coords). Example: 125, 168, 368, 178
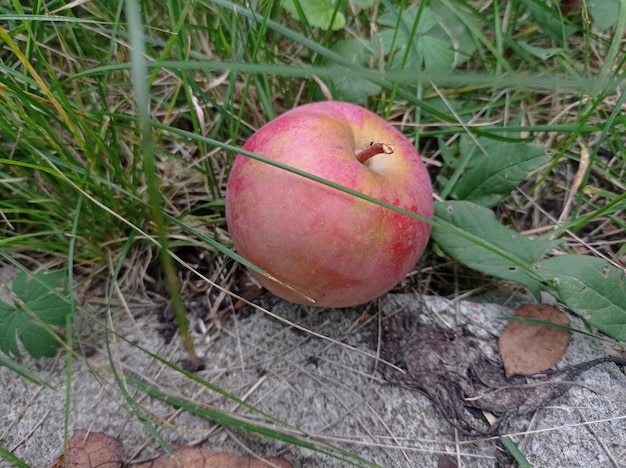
533, 255, 626, 340
327, 75, 381, 104
588, 0, 620, 30
0, 302, 21, 357
377, 7, 440, 32
433, 201, 559, 298
452, 138, 550, 207
429, 2, 478, 67
421, 35, 456, 74
325, 39, 381, 104
282, 0, 346, 31
376, 7, 456, 73
412, 8, 442, 33
12, 271, 69, 326
0, 270, 70, 358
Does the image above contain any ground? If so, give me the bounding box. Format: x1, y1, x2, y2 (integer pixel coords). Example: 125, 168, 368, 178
2, 262, 625, 467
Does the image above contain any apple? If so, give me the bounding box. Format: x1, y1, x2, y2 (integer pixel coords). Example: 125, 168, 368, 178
225, 101, 433, 308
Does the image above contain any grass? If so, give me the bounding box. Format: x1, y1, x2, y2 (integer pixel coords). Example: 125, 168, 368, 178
1, 0, 625, 466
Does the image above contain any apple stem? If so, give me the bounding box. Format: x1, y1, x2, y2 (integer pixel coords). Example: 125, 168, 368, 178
356, 142, 394, 163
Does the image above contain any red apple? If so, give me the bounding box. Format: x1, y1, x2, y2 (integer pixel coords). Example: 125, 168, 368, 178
225, 101, 433, 308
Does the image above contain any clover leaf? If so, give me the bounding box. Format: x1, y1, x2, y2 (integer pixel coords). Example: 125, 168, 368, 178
0, 270, 70, 358
282, 0, 346, 31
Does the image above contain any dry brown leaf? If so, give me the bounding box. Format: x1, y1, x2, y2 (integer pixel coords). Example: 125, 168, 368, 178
50, 429, 290, 468
498, 304, 571, 376
134, 446, 292, 468
50, 429, 123, 468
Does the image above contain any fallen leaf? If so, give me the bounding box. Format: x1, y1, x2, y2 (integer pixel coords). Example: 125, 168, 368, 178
498, 304, 570, 376
51, 431, 290, 468
378, 308, 626, 436
134, 446, 292, 468
51, 429, 123, 468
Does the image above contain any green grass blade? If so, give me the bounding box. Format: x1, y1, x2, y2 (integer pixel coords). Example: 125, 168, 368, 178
0, 445, 31, 468
125, 372, 379, 467
0, 352, 56, 390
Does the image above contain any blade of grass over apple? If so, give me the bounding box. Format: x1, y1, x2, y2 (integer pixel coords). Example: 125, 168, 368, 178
166, 215, 317, 304
153, 128, 559, 304
117, 121, 568, 290
22, 105, 534, 309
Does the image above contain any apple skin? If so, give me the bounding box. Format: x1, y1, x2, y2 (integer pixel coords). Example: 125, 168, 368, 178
225, 101, 433, 308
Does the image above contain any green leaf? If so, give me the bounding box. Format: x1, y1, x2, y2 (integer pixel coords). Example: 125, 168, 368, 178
282, 0, 346, 31
325, 39, 381, 104
501, 436, 532, 468
421, 35, 456, 74
533, 255, 626, 340
433, 201, 559, 298
0, 444, 31, 468
451, 138, 550, 207
376, 7, 455, 73
0, 270, 70, 358
327, 74, 381, 104
588, 0, 620, 30
428, 2, 478, 67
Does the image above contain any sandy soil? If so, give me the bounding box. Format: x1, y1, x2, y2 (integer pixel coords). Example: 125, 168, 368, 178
1, 264, 625, 467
